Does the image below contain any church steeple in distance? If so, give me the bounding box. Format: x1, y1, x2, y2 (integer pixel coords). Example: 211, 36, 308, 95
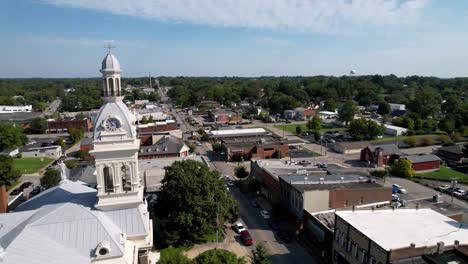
100, 43, 122, 100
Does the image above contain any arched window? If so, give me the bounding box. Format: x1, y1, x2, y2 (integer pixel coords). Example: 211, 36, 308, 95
115, 78, 120, 96
104, 167, 114, 192
108, 78, 114, 96
121, 165, 131, 191
102, 80, 107, 96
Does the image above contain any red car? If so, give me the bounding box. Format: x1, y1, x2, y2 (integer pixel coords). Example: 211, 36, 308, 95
240, 230, 253, 246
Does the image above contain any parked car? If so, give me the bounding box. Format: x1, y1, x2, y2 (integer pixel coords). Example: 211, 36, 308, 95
268, 221, 280, 231
240, 230, 253, 246
299, 160, 311, 165
250, 200, 259, 208
453, 189, 466, 198
277, 231, 292, 243
392, 184, 407, 194
30, 186, 42, 196
317, 163, 327, 168
226, 181, 235, 187
234, 222, 246, 233
260, 210, 271, 220
438, 185, 451, 192
391, 194, 399, 202
20, 182, 33, 190
10, 188, 22, 196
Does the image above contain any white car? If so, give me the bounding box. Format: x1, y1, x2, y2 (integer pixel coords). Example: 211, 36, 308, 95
453, 190, 466, 198
392, 184, 408, 194
234, 222, 246, 233
438, 185, 450, 192
260, 210, 271, 220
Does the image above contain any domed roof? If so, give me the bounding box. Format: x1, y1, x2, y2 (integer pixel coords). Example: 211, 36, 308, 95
101, 53, 121, 72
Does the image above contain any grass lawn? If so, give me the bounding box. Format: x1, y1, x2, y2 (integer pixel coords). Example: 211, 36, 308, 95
159, 245, 192, 261
416, 166, 468, 183
275, 123, 345, 134
13, 157, 53, 174
370, 134, 442, 143
199, 232, 224, 243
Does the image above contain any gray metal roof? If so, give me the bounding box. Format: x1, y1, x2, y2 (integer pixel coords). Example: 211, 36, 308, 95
404, 154, 441, 163
1, 181, 148, 263
139, 136, 185, 156
368, 143, 400, 154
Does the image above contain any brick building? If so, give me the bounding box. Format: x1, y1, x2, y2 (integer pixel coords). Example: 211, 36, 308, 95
278, 174, 391, 219
222, 135, 289, 161
360, 144, 401, 167
138, 135, 189, 160
208, 109, 242, 124
333, 209, 468, 264
137, 120, 177, 133
403, 154, 441, 173
46, 118, 93, 133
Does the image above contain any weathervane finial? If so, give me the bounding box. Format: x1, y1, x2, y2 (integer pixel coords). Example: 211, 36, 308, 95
105, 41, 115, 54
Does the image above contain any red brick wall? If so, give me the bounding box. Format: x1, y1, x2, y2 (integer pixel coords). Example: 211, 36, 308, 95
329, 187, 391, 209
138, 122, 177, 133
412, 160, 440, 171
47, 119, 93, 133
0, 185, 8, 213
80, 144, 93, 151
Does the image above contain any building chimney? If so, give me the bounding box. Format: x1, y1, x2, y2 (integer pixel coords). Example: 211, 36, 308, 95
352, 205, 356, 212
454, 240, 460, 248
437, 241, 445, 254
410, 243, 415, 248
371, 206, 375, 211
415, 204, 420, 210
0, 185, 8, 213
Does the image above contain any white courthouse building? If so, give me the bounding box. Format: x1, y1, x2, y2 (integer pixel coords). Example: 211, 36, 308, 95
0, 50, 158, 263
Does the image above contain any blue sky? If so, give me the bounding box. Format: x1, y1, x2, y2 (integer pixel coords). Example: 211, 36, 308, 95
1, 0, 468, 78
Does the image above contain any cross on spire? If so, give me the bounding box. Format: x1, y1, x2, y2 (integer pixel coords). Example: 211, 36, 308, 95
105, 41, 115, 54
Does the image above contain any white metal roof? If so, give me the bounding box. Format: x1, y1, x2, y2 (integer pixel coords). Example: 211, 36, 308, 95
336, 209, 468, 251
384, 124, 408, 131
209, 128, 266, 136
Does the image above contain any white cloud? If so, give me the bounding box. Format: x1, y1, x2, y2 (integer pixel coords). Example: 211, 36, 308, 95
20, 36, 145, 48
255, 36, 295, 47
42, 0, 428, 33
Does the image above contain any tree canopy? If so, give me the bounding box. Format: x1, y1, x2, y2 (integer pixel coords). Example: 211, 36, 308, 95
0, 155, 21, 186
391, 159, 415, 179
154, 160, 240, 247
0, 124, 27, 151
250, 244, 271, 264
30, 117, 47, 134
338, 100, 358, 125
193, 249, 246, 264
40, 168, 62, 189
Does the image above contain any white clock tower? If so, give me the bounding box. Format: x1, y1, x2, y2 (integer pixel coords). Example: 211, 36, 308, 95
90, 48, 143, 211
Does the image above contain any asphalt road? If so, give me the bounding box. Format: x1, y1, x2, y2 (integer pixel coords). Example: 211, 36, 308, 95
229, 186, 319, 264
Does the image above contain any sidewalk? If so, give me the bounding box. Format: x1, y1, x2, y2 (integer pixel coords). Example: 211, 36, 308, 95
184, 228, 251, 259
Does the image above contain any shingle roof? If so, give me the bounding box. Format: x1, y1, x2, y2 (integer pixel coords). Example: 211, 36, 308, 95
335, 141, 370, 150
368, 144, 400, 155
404, 154, 441, 163
139, 136, 185, 156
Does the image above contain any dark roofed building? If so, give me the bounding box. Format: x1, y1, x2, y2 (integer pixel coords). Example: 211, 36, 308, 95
333, 141, 370, 154
436, 144, 464, 164
361, 143, 401, 167
138, 135, 189, 160
403, 154, 441, 173
222, 135, 289, 161
278, 174, 391, 219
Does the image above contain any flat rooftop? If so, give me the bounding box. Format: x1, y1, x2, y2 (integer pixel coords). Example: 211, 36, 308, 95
280, 174, 382, 191
222, 135, 284, 148
209, 128, 266, 138
336, 208, 468, 251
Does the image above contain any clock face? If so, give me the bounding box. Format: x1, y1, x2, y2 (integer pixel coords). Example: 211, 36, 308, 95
105, 117, 121, 131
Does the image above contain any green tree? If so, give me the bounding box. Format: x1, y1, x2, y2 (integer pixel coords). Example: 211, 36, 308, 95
348, 119, 367, 140
155, 160, 240, 246
404, 137, 418, 147
30, 117, 47, 134
391, 159, 415, 179
0, 124, 27, 151
141, 116, 149, 124
250, 244, 271, 264
366, 120, 385, 139
158, 248, 191, 264
194, 249, 246, 264
407, 87, 442, 119
55, 138, 65, 148
0, 155, 21, 187
212, 142, 223, 152
148, 115, 154, 123
338, 100, 358, 125
235, 166, 249, 179
421, 136, 434, 146
323, 99, 337, 111
69, 128, 84, 144
295, 125, 303, 135
40, 168, 61, 189
65, 160, 78, 169
377, 102, 391, 116
307, 116, 322, 132
147, 92, 161, 102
